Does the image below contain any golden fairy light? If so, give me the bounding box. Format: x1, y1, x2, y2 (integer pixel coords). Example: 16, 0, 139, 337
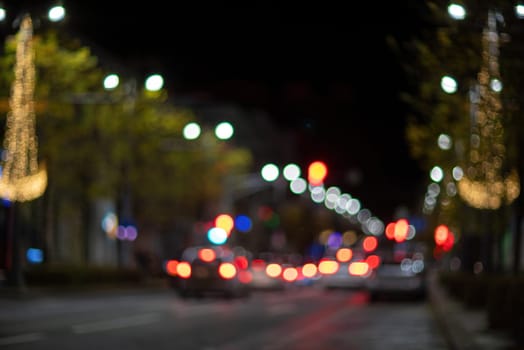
457, 11, 519, 209
0, 15, 47, 201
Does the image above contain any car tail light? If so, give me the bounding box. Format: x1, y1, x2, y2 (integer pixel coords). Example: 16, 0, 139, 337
366, 255, 381, 269
348, 261, 370, 276
234, 255, 249, 270
318, 259, 339, 275
265, 263, 282, 278
218, 262, 237, 279
165, 259, 179, 276
252, 259, 266, 271
176, 261, 192, 279
198, 248, 216, 262
238, 270, 252, 284
301, 263, 318, 278
282, 267, 298, 282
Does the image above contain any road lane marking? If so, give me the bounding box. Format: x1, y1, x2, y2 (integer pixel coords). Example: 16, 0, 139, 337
0, 332, 44, 345
72, 313, 161, 334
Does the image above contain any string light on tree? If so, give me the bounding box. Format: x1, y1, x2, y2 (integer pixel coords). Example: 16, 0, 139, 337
457, 11, 520, 210
0, 15, 47, 201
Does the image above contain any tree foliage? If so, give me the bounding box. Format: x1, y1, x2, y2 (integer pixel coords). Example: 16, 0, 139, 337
388, 1, 524, 270
0, 27, 253, 262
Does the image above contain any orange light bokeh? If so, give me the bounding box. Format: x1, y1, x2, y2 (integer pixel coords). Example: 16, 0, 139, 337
336, 248, 353, 262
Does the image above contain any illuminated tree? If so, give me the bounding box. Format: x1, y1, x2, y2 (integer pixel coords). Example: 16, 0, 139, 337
392, 1, 524, 272
0, 15, 47, 201
0, 24, 254, 266
456, 11, 519, 210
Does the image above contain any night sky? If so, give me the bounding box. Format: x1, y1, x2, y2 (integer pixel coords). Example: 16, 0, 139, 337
5, 1, 429, 222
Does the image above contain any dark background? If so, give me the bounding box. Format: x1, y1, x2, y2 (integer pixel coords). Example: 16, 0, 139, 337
3, 1, 429, 222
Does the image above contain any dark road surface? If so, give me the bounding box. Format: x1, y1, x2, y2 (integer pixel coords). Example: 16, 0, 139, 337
0, 286, 448, 349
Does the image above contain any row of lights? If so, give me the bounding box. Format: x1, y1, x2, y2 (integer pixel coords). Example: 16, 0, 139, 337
259, 161, 387, 237
0, 4, 66, 23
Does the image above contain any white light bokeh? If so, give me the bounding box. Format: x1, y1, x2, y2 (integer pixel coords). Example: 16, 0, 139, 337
290, 178, 307, 194
183, 122, 201, 140
490, 79, 502, 92
145, 74, 164, 91
310, 186, 326, 203
430, 166, 444, 183
48, 5, 66, 22
283, 163, 301, 181
448, 3, 466, 20
357, 208, 371, 224
335, 194, 351, 214
517, 4, 524, 19
452, 166, 464, 181
428, 183, 440, 197
438, 134, 452, 150
103, 74, 119, 90
367, 217, 384, 236
215, 122, 234, 140
406, 225, 416, 240
261, 163, 279, 182
346, 198, 361, 215
324, 186, 341, 210
441, 76, 458, 94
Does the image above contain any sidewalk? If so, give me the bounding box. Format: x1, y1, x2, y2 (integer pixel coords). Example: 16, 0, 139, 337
428, 269, 518, 350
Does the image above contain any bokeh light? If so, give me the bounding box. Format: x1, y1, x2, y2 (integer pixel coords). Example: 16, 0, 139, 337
362, 236, 378, 252
261, 163, 279, 182
215, 122, 234, 140
290, 177, 307, 194
145, 74, 164, 91
301, 263, 317, 278
215, 214, 234, 235
183, 122, 201, 140
103, 74, 119, 90
336, 248, 353, 262
448, 3, 466, 20
441, 75, 458, 93
283, 163, 301, 181
48, 5, 66, 22
207, 227, 228, 244
266, 263, 282, 278
234, 215, 252, 232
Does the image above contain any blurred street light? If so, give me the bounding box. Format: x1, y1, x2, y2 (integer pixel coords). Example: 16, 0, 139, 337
448, 3, 466, 20
47, 5, 66, 22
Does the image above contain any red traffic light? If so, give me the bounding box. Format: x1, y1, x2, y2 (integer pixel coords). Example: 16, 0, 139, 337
308, 161, 328, 186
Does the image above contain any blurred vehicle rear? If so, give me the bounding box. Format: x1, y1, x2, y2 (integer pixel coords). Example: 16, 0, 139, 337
365, 249, 427, 301
319, 260, 371, 290
248, 258, 286, 291
167, 245, 252, 299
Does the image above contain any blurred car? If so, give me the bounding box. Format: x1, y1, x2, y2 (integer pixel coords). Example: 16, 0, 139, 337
172, 245, 252, 298
365, 254, 427, 301
248, 258, 286, 291
319, 260, 371, 290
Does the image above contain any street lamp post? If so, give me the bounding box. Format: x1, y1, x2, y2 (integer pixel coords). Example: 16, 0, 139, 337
102, 73, 164, 267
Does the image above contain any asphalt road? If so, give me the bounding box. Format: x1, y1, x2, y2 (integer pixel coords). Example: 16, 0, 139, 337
0, 286, 449, 349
